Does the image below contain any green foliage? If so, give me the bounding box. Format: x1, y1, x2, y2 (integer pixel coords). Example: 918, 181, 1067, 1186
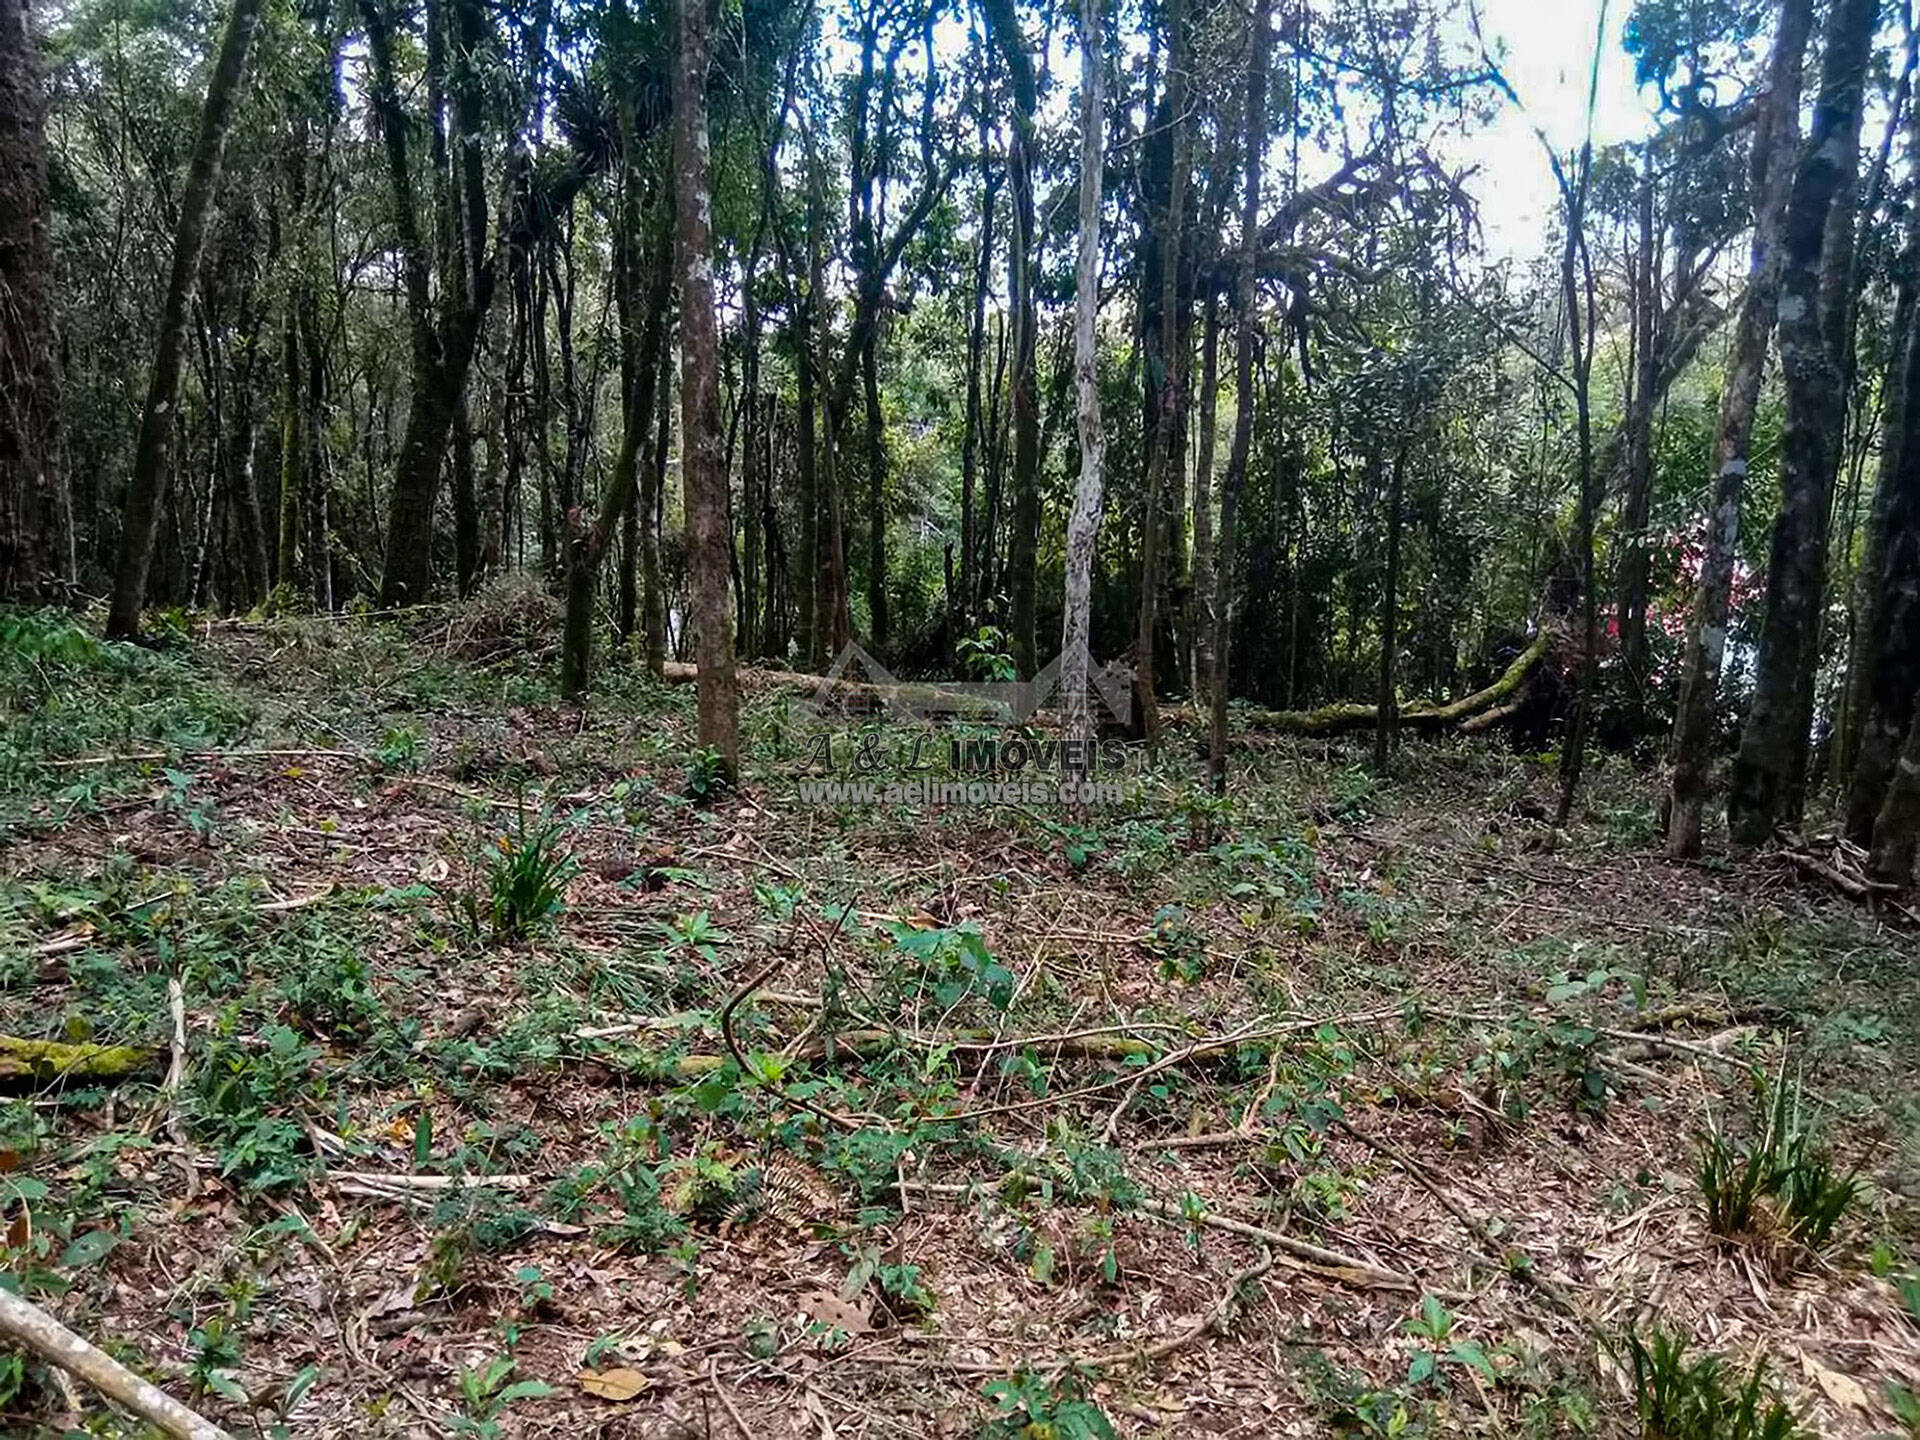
377, 724, 424, 769
1697, 1072, 1857, 1250
889, 922, 1013, 1011
685, 745, 730, 801
1886, 1382, 1920, 1437
980, 1372, 1115, 1440
1401, 1295, 1495, 1390
1617, 1326, 1804, 1440
451, 1356, 552, 1437
474, 811, 577, 941
956, 626, 1017, 682
1147, 904, 1206, 982
189, 1022, 320, 1189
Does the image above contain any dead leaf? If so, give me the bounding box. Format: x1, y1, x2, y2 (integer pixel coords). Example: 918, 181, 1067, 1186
5, 1204, 29, 1251
800, 1289, 870, 1336
578, 1367, 648, 1402
1799, 1351, 1869, 1411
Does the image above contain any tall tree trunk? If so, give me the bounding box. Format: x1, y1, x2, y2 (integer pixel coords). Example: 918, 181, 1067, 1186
672, 0, 739, 772
983, 0, 1040, 677
1189, 290, 1220, 705
561, 198, 668, 699
1616, 150, 1658, 717
1207, 0, 1272, 794
794, 299, 819, 663
1062, 0, 1106, 777
960, 117, 996, 626
740, 239, 763, 659
0, 0, 66, 603
363, 0, 499, 608
863, 334, 888, 650
1727, 0, 1879, 847
643, 321, 670, 676
274, 310, 304, 593
1553, 132, 1601, 829
806, 169, 851, 665
1374, 444, 1407, 773
1665, 0, 1812, 857
1132, 0, 1189, 738
106, 0, 264, 637
1842, 87, 1920, 842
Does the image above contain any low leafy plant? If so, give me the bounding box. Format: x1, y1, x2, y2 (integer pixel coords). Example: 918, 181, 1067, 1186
476, 811, 576, 940
1698, 1071, 1857, 1251
1402, 1294, 1496, 1389
956, 625, 1018, 682
377, 725, 423, 770
685, 745, 730, 801
451, 1356, 552, 1438
981, 1371, 1115, 1439
1617, 1326, 1803, 1440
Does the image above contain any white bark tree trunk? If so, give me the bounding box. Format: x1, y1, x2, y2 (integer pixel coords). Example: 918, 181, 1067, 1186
1060, 0, 1106, 786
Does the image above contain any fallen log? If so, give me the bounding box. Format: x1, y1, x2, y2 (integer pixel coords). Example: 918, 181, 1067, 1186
0, 1287, 232, 1439
0, 1038, 155, 1083
1239, 630, 1553, 736
652, 629, 1553, 739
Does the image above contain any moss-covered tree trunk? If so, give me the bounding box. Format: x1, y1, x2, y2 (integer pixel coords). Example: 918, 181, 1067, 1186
1727, 0, 1879, 847
560, 193, 668, 701
1664, 0, 1812, 857
1841, 95, 1920, 842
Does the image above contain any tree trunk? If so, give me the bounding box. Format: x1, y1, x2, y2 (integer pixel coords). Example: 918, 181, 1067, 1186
1665, 0, 1812, 857
1207, 0, 1272, 794
1727, 0, 1879, 847
863, 335, 888, 650
1132, 0, 1189, 738
1190, 290, 1220, 706
1616, 150, 1658, 718
560, 195, 668, 700
0, 0, 66, 604
672, 0, 739, 773
1553, 101, 1602, 829
1869, 713, 1920, 887
1840, 97, 1920, 839
363, 0, 499, 608
983, 0, 1041, 678
643, 323, 671, 676
1062, 0, 1107, 779
960, 117, 996, 626
106, 0, 264, 637
273, 309, 303, 594
1374, 444, 1407, 773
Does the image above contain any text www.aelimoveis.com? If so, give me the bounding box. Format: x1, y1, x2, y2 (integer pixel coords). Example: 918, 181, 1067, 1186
795, 777, 1127, 807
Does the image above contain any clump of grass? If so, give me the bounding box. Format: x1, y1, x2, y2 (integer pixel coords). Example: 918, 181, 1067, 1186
1697, 1065, 1858, 1253
476, 810, 576, 940
1619, 1326, 1803, 1440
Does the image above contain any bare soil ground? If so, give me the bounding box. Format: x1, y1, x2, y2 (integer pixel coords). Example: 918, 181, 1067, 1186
1, 608, 1916, 1438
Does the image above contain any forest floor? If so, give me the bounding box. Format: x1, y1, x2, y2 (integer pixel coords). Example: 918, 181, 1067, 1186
2, 595, 1918, 1439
